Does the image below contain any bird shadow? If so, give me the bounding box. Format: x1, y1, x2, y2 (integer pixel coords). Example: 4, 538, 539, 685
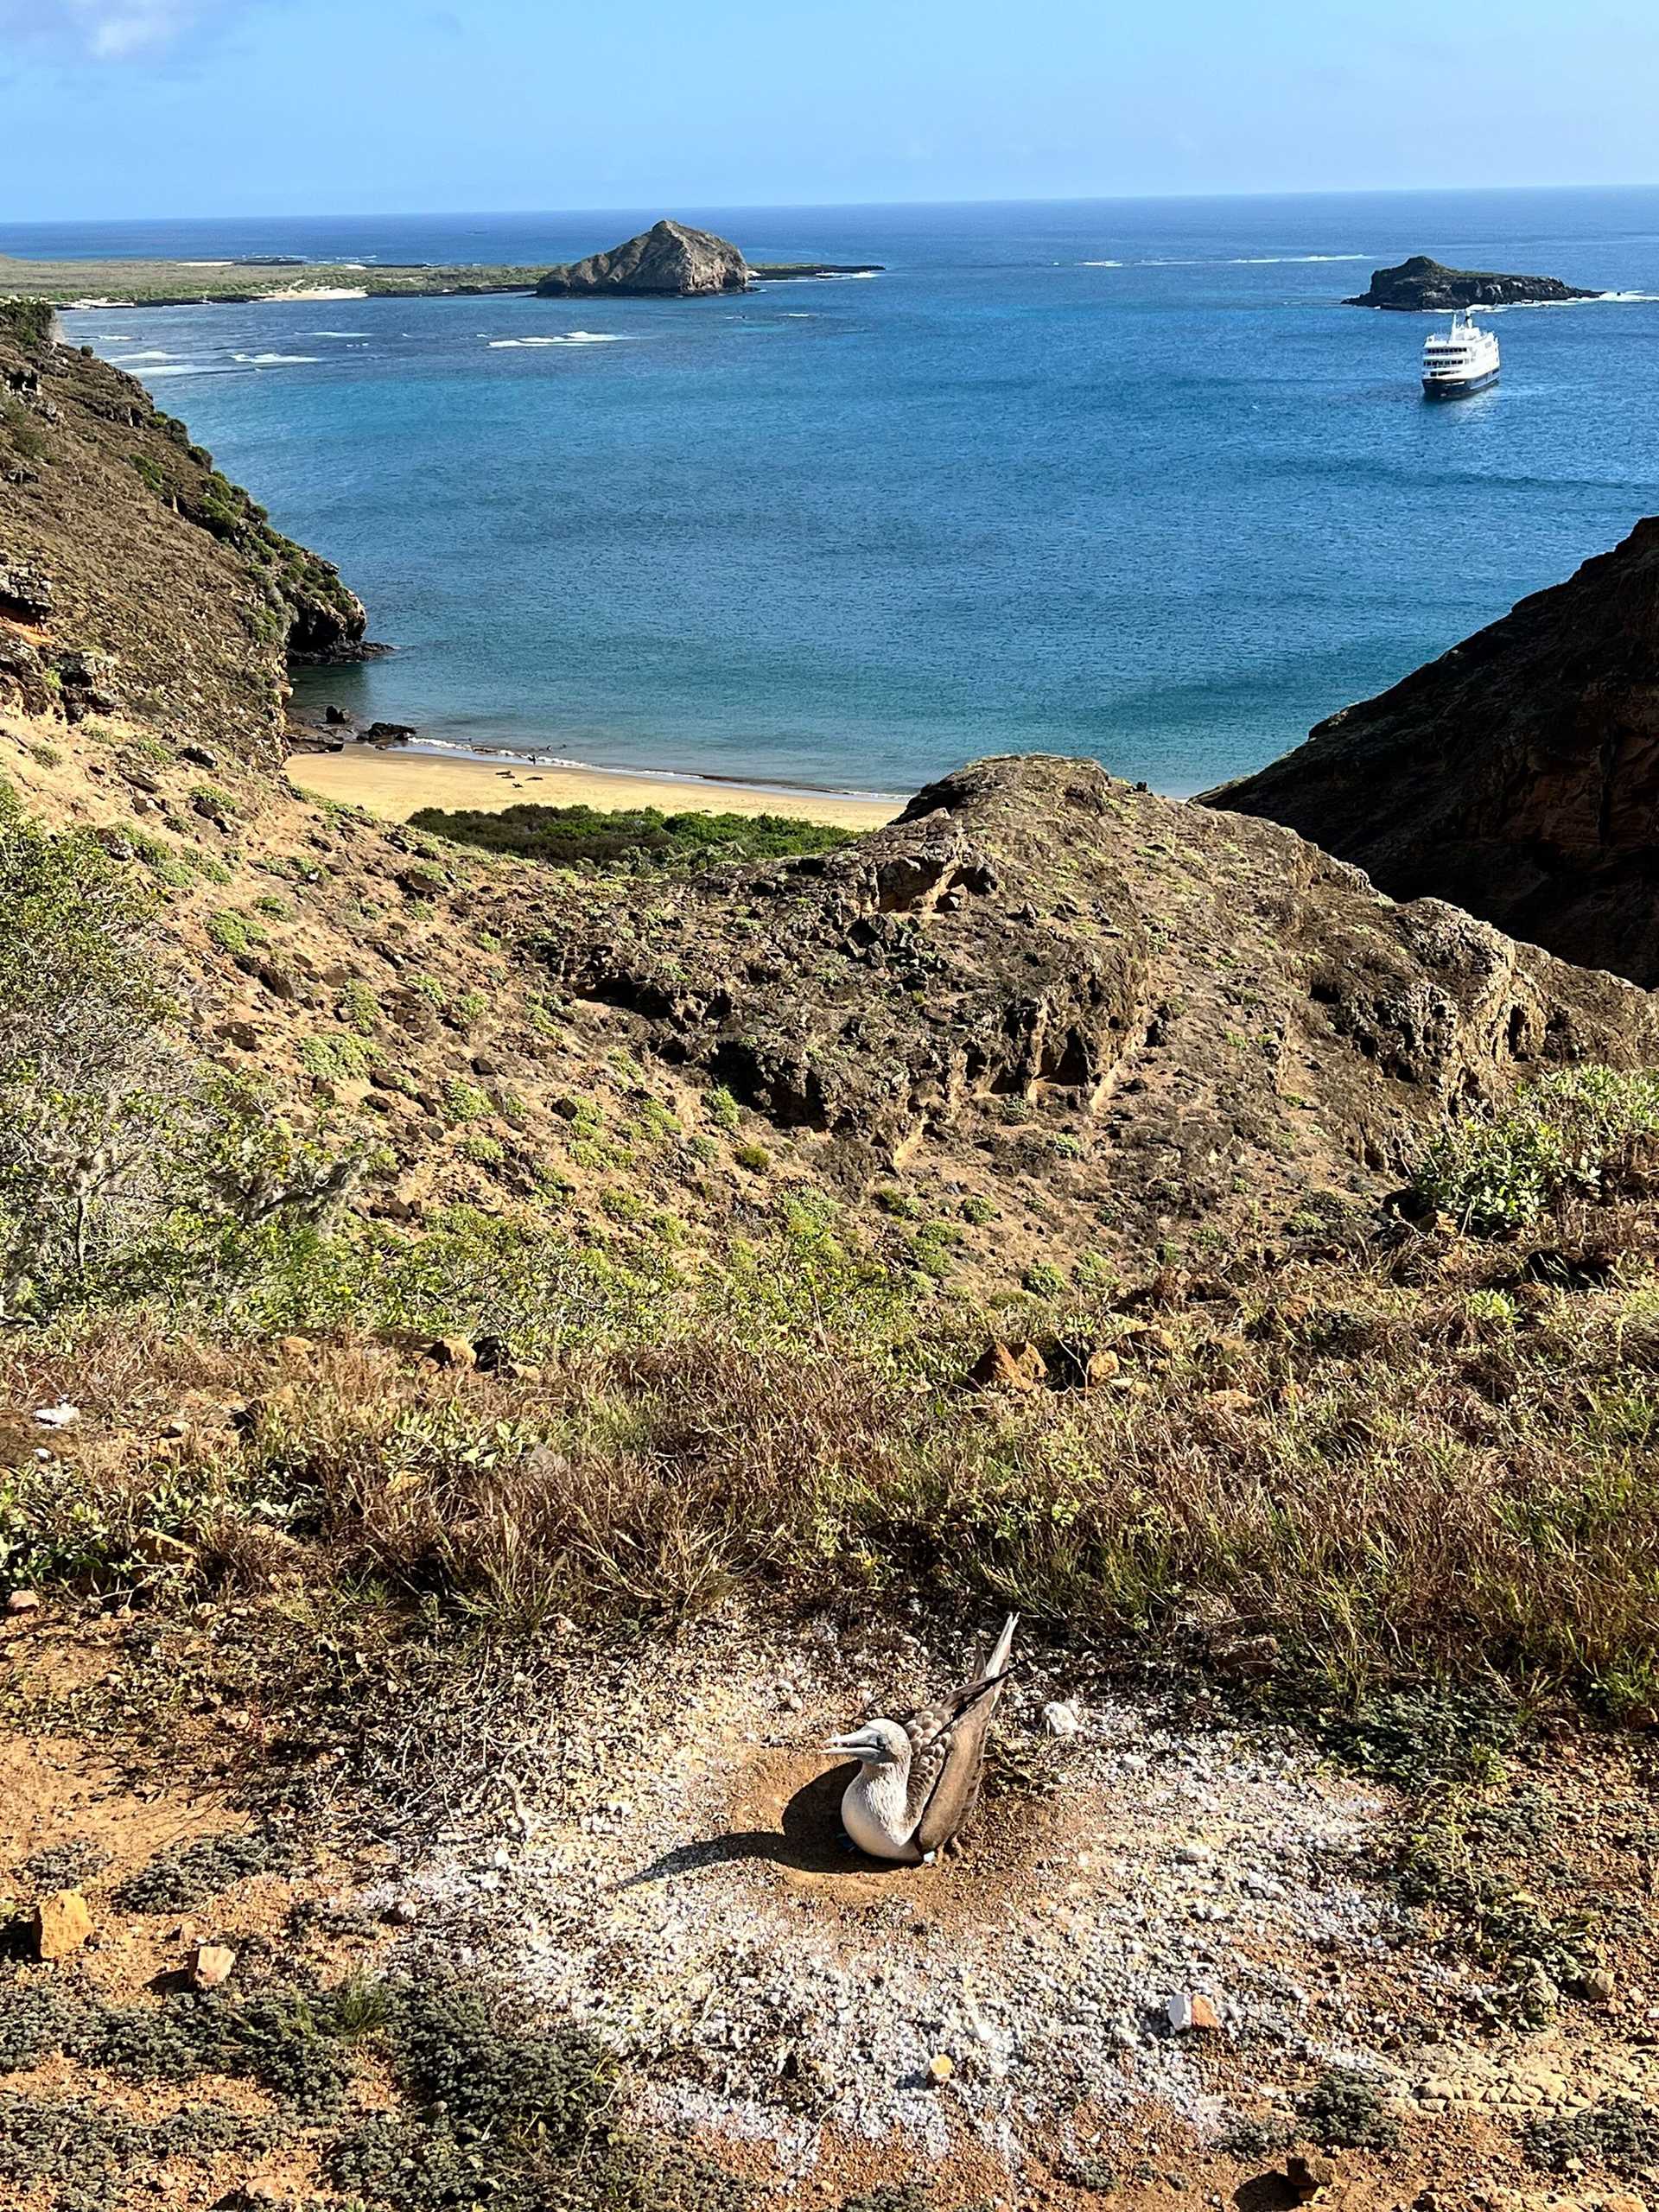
618, 1762, 908, 1889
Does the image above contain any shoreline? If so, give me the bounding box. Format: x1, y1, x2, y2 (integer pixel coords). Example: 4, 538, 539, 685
287, 741, 906, 831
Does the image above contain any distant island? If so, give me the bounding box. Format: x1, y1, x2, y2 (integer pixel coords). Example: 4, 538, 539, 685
537, 218, 880, 297
1345, 254, 1603, 309
0, 218, 882, 312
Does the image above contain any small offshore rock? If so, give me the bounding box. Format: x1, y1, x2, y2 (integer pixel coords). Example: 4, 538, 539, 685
1041, 1700, 1080, 1738
190, 1940, 238, 1990
33, 1889, 93, 1961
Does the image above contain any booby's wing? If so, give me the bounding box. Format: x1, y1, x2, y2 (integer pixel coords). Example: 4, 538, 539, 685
906, 1613, 1018, 1854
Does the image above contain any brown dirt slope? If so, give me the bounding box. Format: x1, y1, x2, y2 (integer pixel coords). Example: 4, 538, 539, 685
1206, 515, 1659, 985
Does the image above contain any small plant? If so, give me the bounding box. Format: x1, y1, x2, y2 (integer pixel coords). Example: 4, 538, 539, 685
442, 1078, 492, 1124
461, 1134, 505, 1166
1022, 1260, 1066, 1298
205, 909, 268, 958
960, 1195, 996, 1226
1294, 2065, 1401, 2151
706, 1085, 741, 1131
733, 1141, 771, 1173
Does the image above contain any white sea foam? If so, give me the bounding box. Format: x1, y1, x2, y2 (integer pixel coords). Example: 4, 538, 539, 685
1078, 259, 1124, 268
231, 351, 321, 365
113, 350, 175, 363
310, 330, 372, 339
140, 364, 242, 378
486, 332, 629, 347
1226, 253, 1370, 264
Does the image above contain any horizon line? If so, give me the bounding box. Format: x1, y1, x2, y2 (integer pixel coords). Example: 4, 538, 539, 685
7, 178, 1659, 233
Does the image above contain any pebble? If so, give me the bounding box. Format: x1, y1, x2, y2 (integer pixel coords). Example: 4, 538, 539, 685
189, 1941, 238, 1991
1041, 1700, 1080, 1738
32, 1402, 79, 1429
4, 1589, 41, 1616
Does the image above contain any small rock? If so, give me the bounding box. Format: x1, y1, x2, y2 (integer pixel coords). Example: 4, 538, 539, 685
965, 1339, 1046, 1394
1287, 2152, 1338, 2199
1083, 1344, 1121, 1388
426, 1337, 476, 1370
1041, 1700, 1080, 1738
190, 1941, 238, 1990
383, 1896, 422, 1927
33, 1402, 79, 1429
1175, 1843, 1213, 1866
33, 1889, 93, 1961
5, 1589, 41, 1616
1576, 1966, 1617, 2006
1165, 1991, 1221, 2032
926, 2052, 954, 2083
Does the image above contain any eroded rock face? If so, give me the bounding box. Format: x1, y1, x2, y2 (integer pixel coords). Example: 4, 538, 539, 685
1206, 516, 1659, 984
1344, 255, 1601, 309
535, 219, 750, 299
531, 754, 1659, 1238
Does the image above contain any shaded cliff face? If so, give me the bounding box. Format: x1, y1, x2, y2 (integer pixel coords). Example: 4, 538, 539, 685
1206, 517, 1659, 985
535, 219, 750, 298
528, 752, 1659, 1241
1344, 255, 1600, 308
0, 302, 364, 753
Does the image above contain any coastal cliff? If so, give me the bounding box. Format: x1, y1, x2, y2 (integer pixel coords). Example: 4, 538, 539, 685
1345, 254, 1602, 308
1206, 515, 1659, 985
0, 300, 364, 749
535, 218, 751, 297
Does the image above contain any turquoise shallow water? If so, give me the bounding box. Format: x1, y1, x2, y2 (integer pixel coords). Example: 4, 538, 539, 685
18, 189, 1659, 795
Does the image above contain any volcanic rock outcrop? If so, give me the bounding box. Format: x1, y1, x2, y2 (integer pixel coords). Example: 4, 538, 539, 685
1206, 517, 1659, 986
530, 752, 1659, 1236
536, 219, 750, 298
1344, 255, 1601, 309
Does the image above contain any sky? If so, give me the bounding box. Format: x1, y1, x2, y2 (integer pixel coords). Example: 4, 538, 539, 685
1, 0, 1655, 221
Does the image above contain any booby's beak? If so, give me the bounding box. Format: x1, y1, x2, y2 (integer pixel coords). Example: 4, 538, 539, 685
823, 1730, 879, 1760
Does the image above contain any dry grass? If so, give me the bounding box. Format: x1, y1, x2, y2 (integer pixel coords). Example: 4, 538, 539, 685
5, 1201, 1659, 1717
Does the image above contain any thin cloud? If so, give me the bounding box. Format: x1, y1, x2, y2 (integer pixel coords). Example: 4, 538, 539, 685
0, 0, 249, 60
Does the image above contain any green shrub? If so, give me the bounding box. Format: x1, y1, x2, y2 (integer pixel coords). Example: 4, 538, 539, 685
442, 1079, 492, 1124
733, 1141, 771, 1173
204, 910, 267, 958
1412, 1066, 1659, 1235
409, 798, 855, 871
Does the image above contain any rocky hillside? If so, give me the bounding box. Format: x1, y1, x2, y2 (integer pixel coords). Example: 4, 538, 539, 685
536, 218, 750, 297
4, 298, 1659, 1279
1208, 516, 1659, 985
1, 300, 364, 759
1344, 254, 1601, 308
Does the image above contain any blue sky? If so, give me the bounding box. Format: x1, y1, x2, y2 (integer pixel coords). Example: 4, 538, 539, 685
2, 0, 1654, 219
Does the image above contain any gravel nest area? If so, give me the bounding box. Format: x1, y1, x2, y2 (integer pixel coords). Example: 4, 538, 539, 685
361, 1613, 1453, 2177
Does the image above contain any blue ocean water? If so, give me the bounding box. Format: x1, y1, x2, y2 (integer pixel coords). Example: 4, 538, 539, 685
13, 190, 1659, 796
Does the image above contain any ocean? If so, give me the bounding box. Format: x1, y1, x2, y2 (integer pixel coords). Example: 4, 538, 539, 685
13, 188, 1659, 798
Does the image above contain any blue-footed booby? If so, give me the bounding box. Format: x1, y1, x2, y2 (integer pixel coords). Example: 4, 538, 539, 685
824, 1613, 1018, 1863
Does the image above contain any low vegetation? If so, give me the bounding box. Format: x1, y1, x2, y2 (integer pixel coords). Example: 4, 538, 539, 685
410, 798, 855, 869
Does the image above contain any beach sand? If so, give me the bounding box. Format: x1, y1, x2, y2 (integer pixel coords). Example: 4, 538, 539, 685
287, 746, 906, 831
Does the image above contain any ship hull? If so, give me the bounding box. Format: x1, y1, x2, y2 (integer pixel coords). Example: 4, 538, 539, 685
1422, 367, 1500, 399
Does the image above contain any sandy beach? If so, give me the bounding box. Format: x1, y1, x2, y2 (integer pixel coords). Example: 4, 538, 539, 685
286, 743, 906, 831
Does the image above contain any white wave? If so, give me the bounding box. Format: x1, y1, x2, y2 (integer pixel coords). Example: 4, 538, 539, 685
1226, 253, 1370, 264
231, 351, 321, 365
781, 311, 814, 318
140, 364, 244, 378
113, 349, 175, 362
486, 332, 629, 347
1078, 259, 1123, 268
310, 329, 372, 338
1484, 292, 1649, 311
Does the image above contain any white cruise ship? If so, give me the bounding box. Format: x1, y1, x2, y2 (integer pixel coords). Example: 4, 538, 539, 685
1421, 310, 1501, 397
